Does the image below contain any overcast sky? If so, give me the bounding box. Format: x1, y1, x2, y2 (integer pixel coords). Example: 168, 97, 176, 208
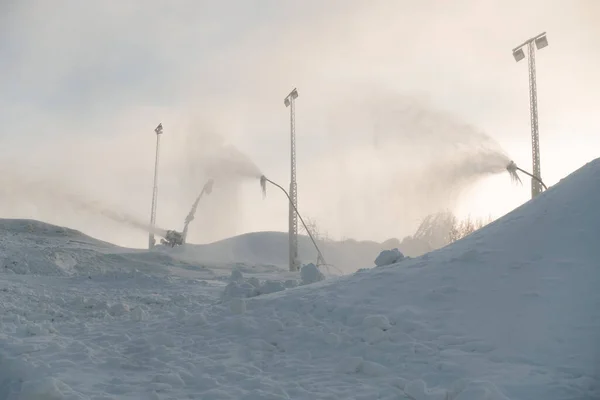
1, 0, 599, 247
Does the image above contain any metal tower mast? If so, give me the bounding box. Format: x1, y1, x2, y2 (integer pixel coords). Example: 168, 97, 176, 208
284, 88, 299, 272
148, 123, 163, 249
512, 32, 548, 199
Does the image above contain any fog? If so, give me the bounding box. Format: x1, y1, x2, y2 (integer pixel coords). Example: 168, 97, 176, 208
1, 0, 599, 247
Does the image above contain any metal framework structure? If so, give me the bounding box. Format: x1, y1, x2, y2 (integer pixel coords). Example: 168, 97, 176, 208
284, 88, 299, 272
181, 179, 214, 243
148, 123, 163, 249
512, 32, 548, 199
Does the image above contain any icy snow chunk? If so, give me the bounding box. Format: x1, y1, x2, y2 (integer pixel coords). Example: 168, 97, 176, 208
300, 263, 325, 285
453, 381, 510, 400
404, 379, 447, 400
374, 248, 405, 267
324, 332, 340, 346
248, 277, 261, 288
153, 372, 185, 387
230, 269, 244, 283
363, 327, 386, 344
361, 360, 388, 376
176, 307, 188, 320
130, 307, 147, 322
230, 298, 246, 314
260, 280, 286, 294
187, 312, 208, 325
336, 356, 363, 373
200, 388, 236, 399
284, 279, 298, 288
18, 323, 47, 337
108, 302, 130, 316
222, 281, 258, 299
265, 319, 284, 332
151, 332, 175, 347
362, 314, 391, 329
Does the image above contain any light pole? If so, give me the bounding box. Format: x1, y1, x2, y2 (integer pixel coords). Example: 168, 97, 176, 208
148, 123, 163, 249
260, 176, 331, 269
284, 88, 299, 272
512, 32, 548, 199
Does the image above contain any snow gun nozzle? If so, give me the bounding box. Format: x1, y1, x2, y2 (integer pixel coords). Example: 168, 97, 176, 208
506, 161, 522, 185
260, 175, 267, 198
204, 179, 214, 195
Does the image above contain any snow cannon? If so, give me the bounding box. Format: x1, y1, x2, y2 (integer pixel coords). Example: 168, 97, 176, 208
505, 160, 548, 190
160, 230, 184, 247
260, 175, 267, 198
506, 160, 522, 184
204, 178, 214, 195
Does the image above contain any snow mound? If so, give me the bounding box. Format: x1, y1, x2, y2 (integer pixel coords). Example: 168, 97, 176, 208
220, 265, 326, 301
300, 263, 325, 284
220, 158, 600, 399
374, 247, 405, 267
221, 269, 301, 300
0, 219, 209, 278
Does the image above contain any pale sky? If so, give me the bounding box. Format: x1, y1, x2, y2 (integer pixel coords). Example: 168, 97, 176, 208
1, 0, 599, 247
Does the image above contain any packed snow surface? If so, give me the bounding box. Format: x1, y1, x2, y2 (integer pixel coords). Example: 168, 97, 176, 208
1, 159, 600, 399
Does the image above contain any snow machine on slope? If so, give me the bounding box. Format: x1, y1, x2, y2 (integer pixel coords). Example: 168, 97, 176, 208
160, 230, 184, 247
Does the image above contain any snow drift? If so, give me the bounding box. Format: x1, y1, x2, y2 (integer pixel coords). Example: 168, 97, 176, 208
238, 158, 600, 399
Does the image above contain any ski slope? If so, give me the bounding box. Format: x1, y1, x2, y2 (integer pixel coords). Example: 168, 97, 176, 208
1, 159, 599, 400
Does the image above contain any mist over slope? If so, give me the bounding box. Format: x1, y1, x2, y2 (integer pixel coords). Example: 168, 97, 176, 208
174, 232, 399, 273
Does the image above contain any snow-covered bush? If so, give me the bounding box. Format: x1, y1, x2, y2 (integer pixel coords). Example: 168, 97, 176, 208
222, 281, 258, 299
374, 248, 405, 267
284, 279, 298, 288
259, 280, 286, 294
222, 276, 291, 300
248, 277, 261, 288
229, 269, 244, 283
222, 266, 320, 301
300, 263, 325, 285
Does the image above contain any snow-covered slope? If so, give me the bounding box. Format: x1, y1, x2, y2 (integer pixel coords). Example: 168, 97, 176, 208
176, 231, 398, 273
0, 219, 220, 280
1, 159, 599, 400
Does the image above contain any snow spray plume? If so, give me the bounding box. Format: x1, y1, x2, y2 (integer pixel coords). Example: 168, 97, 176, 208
315, 87, 525, 241
179, 122, 264, 242
71, 199, 168, 237
1, 175, 168, 237
366, 91, 514, 208
190, 142, 263, 183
